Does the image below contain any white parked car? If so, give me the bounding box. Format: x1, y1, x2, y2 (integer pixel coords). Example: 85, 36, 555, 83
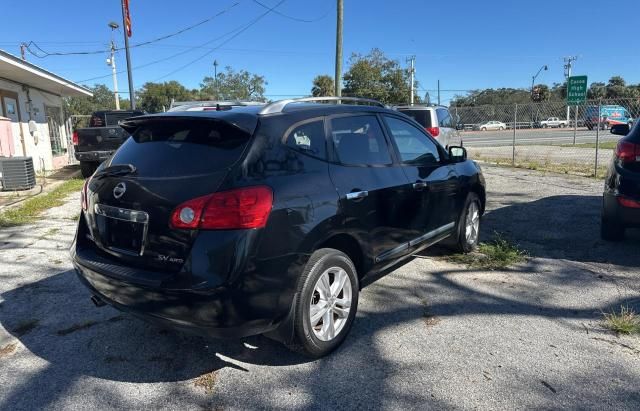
475, 121, 507, 131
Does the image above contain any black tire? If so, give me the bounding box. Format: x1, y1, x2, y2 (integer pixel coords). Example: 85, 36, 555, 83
481, 127, 486, 131
499, 126, 504, 131
452, 193, 482, 253
601, 217, 625, 242
288, 248, 359, 358
543, 124, 548, 128
80, 161, 97, 178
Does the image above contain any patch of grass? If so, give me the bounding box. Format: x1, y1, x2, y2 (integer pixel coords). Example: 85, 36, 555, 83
194, 371, 217, 394
0, 178, 84, 228
11, 319, 40, 337
560, 142, 618, 150
448, 234, 526, 270
602, 306, 640, 335
56, 320, 99, 336
476, 156, 608, 179
0, 343, 17, 358
64, 212, 81, 221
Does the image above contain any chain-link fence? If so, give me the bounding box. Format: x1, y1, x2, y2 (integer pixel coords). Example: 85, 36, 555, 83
453, 98, 640, 178
64, 115, 91, 166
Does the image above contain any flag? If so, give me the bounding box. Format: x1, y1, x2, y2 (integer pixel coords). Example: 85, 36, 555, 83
123, 0, 132, 37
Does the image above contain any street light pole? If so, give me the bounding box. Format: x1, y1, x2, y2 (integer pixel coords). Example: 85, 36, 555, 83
531, 65, 548, 93
121, 0, 136, 109
213, 59, 219, 99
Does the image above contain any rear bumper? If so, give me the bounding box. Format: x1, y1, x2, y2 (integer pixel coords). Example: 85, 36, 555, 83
70, 242, 302, 339
603, 192, 640, 226
74, 150, 113, 162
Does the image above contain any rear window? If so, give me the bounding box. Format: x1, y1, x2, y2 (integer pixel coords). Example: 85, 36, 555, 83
110, 119, 251, 177
397, 109, 432, 128
105, 111, 143, 126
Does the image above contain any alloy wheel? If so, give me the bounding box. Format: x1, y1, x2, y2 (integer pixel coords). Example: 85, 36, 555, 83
465, 201, 480, 244
309, 267, 352, 342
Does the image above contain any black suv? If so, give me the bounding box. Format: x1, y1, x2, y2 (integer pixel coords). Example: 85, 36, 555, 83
71, 97, 486, 357
601, 122, 640, 240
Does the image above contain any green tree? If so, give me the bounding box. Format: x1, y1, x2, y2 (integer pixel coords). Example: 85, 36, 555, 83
311, 75, 334, 97
531, 84, 550, 102
137, 81, 195, 113
342, 48, 417, 105
200, 66, 267, 101
63, 84, 118, 116
587, 82, 606, 99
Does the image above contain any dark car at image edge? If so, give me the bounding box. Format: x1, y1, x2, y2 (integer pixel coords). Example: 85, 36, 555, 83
601, 122, 640, 241
71, 97, 486, 357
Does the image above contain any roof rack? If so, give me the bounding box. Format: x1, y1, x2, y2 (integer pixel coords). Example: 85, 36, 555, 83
258, 97, 386, 115
168, 100, 264, 112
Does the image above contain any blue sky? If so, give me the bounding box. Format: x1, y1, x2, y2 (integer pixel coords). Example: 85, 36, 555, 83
1, 0, 638, 104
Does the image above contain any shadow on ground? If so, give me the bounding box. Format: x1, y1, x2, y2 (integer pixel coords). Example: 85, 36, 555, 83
429, 194, 639, 267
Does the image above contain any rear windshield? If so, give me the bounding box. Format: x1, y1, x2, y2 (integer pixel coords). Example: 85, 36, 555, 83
398, 109, 432, 128
105, 112, 143, 126
109, 119, 251, 177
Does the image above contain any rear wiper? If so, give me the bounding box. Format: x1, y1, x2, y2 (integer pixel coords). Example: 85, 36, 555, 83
93, 164, 137, 180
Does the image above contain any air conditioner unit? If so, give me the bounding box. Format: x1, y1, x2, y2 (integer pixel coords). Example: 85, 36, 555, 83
0, 156, 36, 191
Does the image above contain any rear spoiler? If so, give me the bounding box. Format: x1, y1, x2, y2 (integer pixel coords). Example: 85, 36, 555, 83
119, 113, 259, 136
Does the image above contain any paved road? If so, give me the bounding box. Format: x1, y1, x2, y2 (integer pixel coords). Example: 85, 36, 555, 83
1, 167, 639, 410
462, 128, 620, 147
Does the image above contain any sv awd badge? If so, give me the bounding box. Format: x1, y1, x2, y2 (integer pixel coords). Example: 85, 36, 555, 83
156, 254, 184, 264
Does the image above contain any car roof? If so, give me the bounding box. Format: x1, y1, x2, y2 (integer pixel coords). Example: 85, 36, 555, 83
124, 101, 408, 134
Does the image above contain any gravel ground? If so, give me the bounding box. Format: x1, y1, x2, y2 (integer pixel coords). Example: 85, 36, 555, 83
1, 165, 639, 410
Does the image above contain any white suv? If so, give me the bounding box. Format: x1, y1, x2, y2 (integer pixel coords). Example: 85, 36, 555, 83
396, 105, 460, 148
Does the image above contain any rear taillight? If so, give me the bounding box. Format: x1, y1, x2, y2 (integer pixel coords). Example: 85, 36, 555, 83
616, 140, 640, 163
72, 131, 79, 145
618, 196, 640, 209
170, 186, 273, 230
426, 127, 440, 137
81, 179, 90, 211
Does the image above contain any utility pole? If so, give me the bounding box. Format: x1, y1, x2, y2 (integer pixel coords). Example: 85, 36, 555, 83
334, 0, 343, 97
406, 55, 415, 105
107, 22, 120, 110
564, 56, 577, 122
121, 0, 136, 109
437, 79, 440, 105
213, 59, 219, 99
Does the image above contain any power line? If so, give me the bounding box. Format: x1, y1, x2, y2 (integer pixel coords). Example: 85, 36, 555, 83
152, 0, 287, 82
251, 0, 328, 22
75, 16, 260, 84
23, 2, 240, 58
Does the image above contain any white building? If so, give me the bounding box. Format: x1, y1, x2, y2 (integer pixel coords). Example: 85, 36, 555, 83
0, 49, 92, 172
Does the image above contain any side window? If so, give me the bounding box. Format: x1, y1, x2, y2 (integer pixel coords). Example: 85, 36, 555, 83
384, 116, 440, 164
284, 119, 326, 159
330, 115, 392, 166
436, 108, 452, 128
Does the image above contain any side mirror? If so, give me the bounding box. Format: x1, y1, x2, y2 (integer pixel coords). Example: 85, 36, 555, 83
449, 146, 467, 162
610, 124, 630, 136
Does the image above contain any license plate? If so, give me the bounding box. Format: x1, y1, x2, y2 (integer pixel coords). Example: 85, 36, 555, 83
94, 204, 149, 256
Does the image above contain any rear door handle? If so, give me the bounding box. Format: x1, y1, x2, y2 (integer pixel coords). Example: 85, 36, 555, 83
346, 190, 368, 201
413, 181, 428, 190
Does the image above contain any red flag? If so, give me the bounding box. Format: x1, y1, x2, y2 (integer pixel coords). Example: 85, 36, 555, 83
123, 0, 132, 37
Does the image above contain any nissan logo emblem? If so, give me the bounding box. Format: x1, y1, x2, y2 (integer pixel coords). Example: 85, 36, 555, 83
113, 182, 127, 199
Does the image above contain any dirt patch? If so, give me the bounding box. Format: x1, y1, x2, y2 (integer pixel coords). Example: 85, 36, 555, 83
194, 371, 218, 394
0, 343, 17, 358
